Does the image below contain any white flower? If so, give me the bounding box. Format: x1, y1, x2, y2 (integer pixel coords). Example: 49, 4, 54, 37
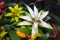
18, 5, 53, 39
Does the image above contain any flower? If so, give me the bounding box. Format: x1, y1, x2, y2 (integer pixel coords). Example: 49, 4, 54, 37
0, 1, 5, 14
16, 30, 26, 38
18, 5, 53, 40
5, 4, 24, 22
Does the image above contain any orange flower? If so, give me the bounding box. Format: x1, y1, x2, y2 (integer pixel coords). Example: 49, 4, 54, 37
16, 30, 26, 38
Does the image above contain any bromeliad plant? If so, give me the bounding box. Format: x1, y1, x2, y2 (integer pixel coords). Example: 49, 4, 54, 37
1, 0, 60, 40
5, 4, 24, 22
1, 1, 60, 40
18, 5, 53, 40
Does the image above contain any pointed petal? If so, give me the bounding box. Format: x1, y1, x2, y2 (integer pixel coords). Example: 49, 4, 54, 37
26, 5, 35, 18
31, 22, 38, 39
40, 11, 49, 19
18, 21, 32, 26
39, 21, 53, 29
20, 16, 32, 21
37, 13, 41, 19
34, 5, 38, 17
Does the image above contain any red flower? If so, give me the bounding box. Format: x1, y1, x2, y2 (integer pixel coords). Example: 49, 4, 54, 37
0, 1, 5, 14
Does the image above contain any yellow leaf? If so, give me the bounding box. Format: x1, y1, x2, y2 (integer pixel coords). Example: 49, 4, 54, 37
11, 18, 15, 22
9, 7, 14, 13
19, 11, 24, 13
15, 17, 19, 22
5, 13, 12, 17
0, 31, 7, 38
19, 7, 23, 11
14, 4, 18, 9
6, 4, 24, 22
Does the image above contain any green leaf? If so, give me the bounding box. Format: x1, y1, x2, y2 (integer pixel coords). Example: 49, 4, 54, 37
44, 16, 51, 21
37, 33, 49, 40
50, 14, 60, 25
6, 37, 10, 40
39, 10, 44, 14
57, 25, 60, 31
0, 30, 7, 38
38, 29, 44, 35
16, 27, 31, 34
8, 30, 20, 40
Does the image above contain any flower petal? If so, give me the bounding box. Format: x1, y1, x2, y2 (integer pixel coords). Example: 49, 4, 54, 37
18, 21, 32, 26
26, 5, 35, 18
37, 13, 41, 19
34, 5, 38, 17
31, 22, 38, 40
40, 11, 49, 19
20, 16, 32, 21
39, 21, 53, 29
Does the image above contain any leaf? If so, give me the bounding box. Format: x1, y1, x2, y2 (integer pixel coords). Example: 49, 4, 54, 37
16, 27, 31, 34
38, 29, 43, 35
44, 16, 51, 21
8, 30, 20, 40
0, 30, 7, 38
37, 33, 49, 40
6, 3, 16, 6
50, 14, 60, 25
5, 13, 12, 17
6, 37, 10, 40
57, 25, 60, 31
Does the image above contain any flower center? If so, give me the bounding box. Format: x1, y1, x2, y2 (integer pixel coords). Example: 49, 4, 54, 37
32, 17, 40, 22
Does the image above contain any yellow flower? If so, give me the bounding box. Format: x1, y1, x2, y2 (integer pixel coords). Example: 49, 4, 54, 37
5, 4, 24, 22
21, 26, 26, 28
16, 30, 26, 38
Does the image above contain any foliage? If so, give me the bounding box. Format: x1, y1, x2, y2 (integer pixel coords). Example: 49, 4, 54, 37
0, 0, 60, 40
